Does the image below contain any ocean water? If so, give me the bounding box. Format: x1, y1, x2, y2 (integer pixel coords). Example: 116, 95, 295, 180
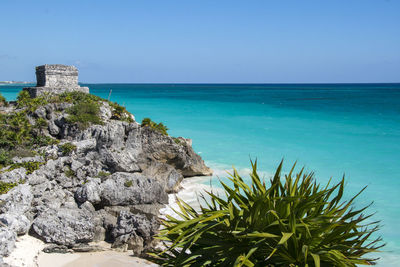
1, 83, 399, 265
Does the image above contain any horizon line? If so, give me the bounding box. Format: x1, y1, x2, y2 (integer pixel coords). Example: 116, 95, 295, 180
79, 82, 400, 85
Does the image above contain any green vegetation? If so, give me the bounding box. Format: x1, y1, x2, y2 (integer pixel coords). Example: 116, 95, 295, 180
97, 171, 111, 178
17, 90, 48, 112
31, 136, 59, 148
124, 180, 133, 187
35, 117, 48, 131
7, 161, 43, 175
173, 137, 183, 145
66, 101, 102, 129
0, 90, 137, 171
141, 118, 169, 136
0, 181, 19, 194
109, 102, 134, 123
59, 143, 77, 155
150, 161, 383, 267
0, 149, 12, 167
64, 167, 75, 178
0, 93, 7, 106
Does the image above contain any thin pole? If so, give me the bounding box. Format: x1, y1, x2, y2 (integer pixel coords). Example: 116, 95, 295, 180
107, 89, 112, 101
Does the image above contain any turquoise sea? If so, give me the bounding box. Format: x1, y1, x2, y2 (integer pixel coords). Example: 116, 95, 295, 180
1, 83, 399, 265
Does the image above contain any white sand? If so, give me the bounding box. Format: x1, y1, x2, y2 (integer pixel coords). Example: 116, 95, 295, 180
38, 251, 157, 267
3, 235, 46, 267
4, 176, 215, 267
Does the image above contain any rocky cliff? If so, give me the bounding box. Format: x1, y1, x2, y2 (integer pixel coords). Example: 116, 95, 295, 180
0, 91, 211, 264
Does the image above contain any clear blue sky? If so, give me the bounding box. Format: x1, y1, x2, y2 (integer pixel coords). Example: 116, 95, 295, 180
0, 0, 399, 83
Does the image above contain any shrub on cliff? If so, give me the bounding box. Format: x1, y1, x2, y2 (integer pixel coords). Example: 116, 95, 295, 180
141, 118, 169, 135
110, 102, 134, 122
17, 90, 48, 112
150, 161, 383, 266
0, 181, 19, 194
0, 93, 7, 106
66, 101, 102, 129
59, 142, 77, 155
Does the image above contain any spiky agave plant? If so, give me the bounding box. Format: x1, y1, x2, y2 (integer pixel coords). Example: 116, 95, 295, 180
149, 161, 384, 266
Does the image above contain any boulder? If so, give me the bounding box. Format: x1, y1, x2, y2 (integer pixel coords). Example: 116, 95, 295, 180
99, 172, 168, 206
141, 161, 183, 193
0, 213, 30, 235
111, 211, 160, 255
0, 168, 26, 184
0, 184, 33, 215
75, 172, 168, 207
0, 226, 16, 257
139, 127, 212, 177
31, 207, 94, 246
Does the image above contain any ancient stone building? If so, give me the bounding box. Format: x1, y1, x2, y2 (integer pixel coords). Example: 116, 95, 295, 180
24, 64, 89, 97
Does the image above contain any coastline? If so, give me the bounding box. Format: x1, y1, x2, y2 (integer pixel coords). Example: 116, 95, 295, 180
3, 176, 213, 267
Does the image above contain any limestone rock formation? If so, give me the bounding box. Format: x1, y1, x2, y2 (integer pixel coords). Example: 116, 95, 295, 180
24, 64, 89, 97
0, 65, 212, 261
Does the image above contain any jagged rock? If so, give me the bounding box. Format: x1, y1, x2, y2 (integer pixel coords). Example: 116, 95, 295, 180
99, 102, 112, 121
93, 226, 106, 242
111, 211, 159, 255
141, 161, 183, 193
72, 139, 96, 154
0, 214, 30, 235
99, 172, 168, 206
0, 184, 33, 215
0, 168, 26, 184
40, 145, 59, 160
0, 66, 212, 256
94, 209, 118, 238
130, 204, 165, 217
80, 201, 96, 213
0, 226, 16, 257
12, 155, 44, 164
31, 207, 94, 246
139, 127, 212, 177
76, 172, 168, 206
75, 179, 102, 204
31, 185, 67, 213
48, 120, 60, 135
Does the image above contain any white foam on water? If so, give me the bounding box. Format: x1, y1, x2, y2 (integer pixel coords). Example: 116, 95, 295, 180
160, 175, 225, 219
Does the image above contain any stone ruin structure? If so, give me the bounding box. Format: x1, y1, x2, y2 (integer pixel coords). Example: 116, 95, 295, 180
24, 64, 89, 97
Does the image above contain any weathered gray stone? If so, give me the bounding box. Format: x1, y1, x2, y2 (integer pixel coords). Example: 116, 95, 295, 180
0, 184, 33, 215
141, 161, 183, 193
0, 226, 16, 257
12, 155, 44, 164
75, 172, 168, 207
0, 66, 213, 254
139, 127, 212, 177
99, 102, 112, 121
72, 139, 96, 154
75, 179, 102, 204
0, 213, 30, 235
0, 168, 26, 184
111, 211, 159, 255
99, 172, 168, 206
32, 207, 94, 246
24, 64, 89, 97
